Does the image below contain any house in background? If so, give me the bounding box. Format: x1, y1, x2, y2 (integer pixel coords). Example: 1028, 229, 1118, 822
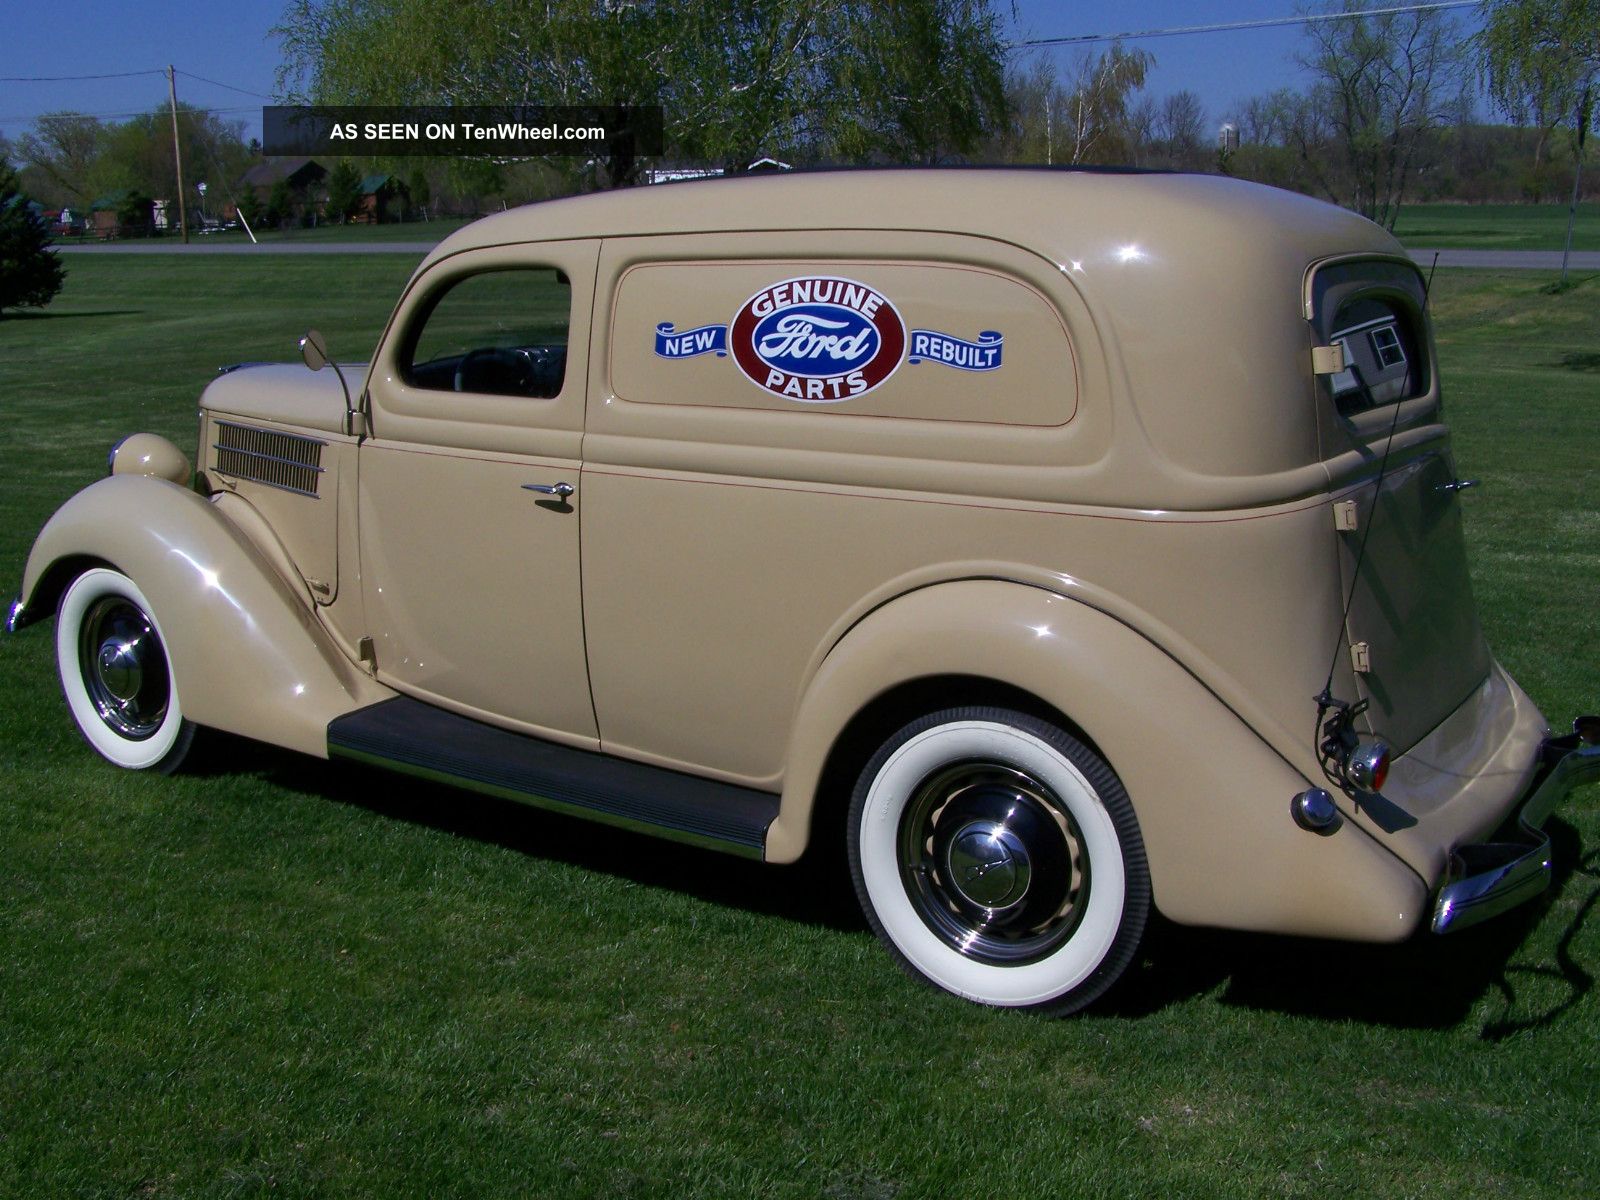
242, 157, 329, 222
354, 173, 404, 224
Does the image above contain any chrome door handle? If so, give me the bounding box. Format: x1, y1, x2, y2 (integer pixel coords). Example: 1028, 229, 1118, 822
1437, 479, 1479, 494
522, 481, 574, 499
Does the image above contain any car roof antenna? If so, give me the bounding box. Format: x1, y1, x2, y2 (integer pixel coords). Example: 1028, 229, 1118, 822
1312, 252, 1439, 795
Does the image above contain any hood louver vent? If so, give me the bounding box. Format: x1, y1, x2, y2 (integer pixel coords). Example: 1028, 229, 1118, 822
213, 421, 325, 498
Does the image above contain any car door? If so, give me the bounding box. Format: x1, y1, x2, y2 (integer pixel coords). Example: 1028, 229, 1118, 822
1312, 257, 1491, 755
359, 240, 599, 743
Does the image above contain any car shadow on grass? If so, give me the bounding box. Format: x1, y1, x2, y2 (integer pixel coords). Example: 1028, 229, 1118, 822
193, 731, 868, 935
1105, 818, 1594, 1035
191, 733, 1593, 1032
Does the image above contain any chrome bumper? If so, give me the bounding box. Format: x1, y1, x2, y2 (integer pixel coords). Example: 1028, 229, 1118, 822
1432, 718, 1600, 934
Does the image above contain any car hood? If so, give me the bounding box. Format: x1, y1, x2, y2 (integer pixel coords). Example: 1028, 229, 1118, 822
200, 362, 367, 436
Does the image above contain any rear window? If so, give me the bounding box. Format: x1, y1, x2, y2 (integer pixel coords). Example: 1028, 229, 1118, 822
1327, 296, 1422, 416
1309, 259, 1430, 418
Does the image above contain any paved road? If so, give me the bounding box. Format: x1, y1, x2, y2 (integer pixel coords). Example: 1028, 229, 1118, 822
1407, 248, 1600, 270
56, 241, 1599, 270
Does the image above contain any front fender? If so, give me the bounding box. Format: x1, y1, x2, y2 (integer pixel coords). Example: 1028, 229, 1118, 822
774, 579, 1426, 942
17, 474, 391, 757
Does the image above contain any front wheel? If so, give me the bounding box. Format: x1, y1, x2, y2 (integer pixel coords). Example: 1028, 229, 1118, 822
848, 708, 1148, 1014
56, 567, 195, 773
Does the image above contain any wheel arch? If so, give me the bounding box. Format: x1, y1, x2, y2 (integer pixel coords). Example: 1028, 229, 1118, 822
772, 578, 1427, 942
18, 474, 392, 757
801, 672, 1111, 873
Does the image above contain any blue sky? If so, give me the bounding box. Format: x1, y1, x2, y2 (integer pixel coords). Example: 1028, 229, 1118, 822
0, 1, 1484, 148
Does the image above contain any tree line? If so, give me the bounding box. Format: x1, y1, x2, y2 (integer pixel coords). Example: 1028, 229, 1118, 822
4, 0, 1597, 243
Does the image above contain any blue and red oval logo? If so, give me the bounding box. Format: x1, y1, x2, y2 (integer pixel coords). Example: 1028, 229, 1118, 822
729, 276, 906, 403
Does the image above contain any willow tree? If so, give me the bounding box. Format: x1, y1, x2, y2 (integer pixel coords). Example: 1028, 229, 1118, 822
1478, 0, 1599, 281
275, 0, 1014, 186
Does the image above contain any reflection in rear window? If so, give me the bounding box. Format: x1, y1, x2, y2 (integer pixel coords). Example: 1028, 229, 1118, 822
1328, 296, 1421, 417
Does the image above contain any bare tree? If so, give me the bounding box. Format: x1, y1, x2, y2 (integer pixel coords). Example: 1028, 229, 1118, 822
1156, 90, 1207, 169
1295, 0, 1463, 229
1124, 95, 1160, 166
1477, 0, 1599, 280
17, 114, 105, 205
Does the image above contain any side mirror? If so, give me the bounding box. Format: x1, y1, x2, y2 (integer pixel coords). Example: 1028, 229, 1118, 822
297, 328, 365, 437
299, 329, 330, 372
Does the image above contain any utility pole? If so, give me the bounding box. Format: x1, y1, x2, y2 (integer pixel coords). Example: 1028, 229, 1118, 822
167, 65, 189, 244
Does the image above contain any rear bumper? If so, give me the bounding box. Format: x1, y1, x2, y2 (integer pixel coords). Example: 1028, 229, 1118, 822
1432, 718, 1600, 934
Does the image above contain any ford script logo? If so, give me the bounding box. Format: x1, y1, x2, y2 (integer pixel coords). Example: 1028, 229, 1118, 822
729, 276, 906, 403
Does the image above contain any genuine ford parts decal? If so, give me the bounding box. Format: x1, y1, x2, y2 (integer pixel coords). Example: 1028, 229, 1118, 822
908, 328, 1003, 371
653, 274, 1003, 404
729, 276, 904, 402
654, 322, 728, 358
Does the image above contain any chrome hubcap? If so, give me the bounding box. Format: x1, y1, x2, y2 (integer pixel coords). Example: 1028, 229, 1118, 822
78, 597, 169, 740
899, 762, 1087, 966
945, 821, 1031, 910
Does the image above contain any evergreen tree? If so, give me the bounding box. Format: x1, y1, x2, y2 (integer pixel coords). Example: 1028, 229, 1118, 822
325, 160, 363, 223
0, 155, 65, 316
264, 178, 295, 227
235, 187, 264, 231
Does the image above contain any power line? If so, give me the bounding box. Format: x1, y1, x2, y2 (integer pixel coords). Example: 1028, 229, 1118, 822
1009, 1, 1479, 50
0, 69, 167, 82
175, 70, 275, 101
0, 107, 258, 123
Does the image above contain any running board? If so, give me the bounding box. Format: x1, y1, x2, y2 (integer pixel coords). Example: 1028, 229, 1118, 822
327, 697, 779, 859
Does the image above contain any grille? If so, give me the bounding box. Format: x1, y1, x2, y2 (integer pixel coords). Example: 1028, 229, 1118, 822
213, 421, 325, 497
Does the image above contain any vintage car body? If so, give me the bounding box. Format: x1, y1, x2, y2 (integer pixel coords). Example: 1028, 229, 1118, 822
11, 169, 1597, 1013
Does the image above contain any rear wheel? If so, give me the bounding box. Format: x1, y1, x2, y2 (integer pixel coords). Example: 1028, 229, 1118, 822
848, 707, 1148, 1014
56, 568, 194, 772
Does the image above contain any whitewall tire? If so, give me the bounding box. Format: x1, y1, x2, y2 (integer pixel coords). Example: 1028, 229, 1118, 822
848, 708, 1149, 1014
56, 568, 195, 773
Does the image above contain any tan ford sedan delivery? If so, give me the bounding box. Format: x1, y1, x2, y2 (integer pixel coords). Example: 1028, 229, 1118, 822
10, 169, 1597, 1014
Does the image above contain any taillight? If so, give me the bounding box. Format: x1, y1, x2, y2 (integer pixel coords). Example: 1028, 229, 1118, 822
1344, 739, 1391, 794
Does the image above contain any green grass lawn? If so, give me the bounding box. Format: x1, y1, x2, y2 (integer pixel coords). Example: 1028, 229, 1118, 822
1394, 202, 1599, 252
1, 257, 1597, 1197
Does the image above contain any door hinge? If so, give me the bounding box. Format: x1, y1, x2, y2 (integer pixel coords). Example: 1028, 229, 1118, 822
1350, 641, 1372, 674
1312, 343, 1349, 375
1333, 500, 1359, 532
357, 635, 377, 674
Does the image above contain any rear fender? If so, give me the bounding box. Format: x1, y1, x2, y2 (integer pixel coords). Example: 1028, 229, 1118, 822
18, 475, 391, 757
775, 580, 1425, 941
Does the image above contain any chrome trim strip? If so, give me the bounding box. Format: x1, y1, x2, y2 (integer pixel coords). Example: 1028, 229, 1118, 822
5, 595, 27, 634
210, 444, 328, 473
210, 467, 321, 499
1432, 735, 1600, 934
212, 419, 328, 448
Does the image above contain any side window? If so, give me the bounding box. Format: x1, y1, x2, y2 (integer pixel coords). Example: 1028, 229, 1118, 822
405, 268, 570, 398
